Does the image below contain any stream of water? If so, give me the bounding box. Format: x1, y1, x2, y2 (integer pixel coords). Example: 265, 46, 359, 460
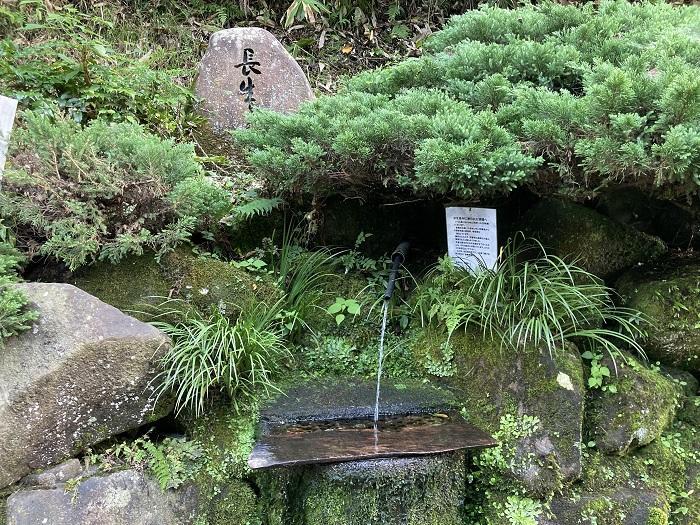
373, 300, 390, 430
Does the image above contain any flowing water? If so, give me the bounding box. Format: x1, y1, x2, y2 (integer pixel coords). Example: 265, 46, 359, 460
373, 300, 390, 429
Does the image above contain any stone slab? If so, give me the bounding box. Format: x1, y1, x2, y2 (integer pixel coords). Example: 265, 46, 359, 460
249, 414, 496, 470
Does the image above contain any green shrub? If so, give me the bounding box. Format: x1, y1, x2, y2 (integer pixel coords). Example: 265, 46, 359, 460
236, 89, 539, 199
0, 224, 37, 348
235, 1, 700, 201
0, 112, 230, 270
0, 1, 194, 135
413, 237, 647, 360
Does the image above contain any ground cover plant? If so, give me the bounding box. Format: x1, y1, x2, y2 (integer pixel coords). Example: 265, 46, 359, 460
235, 1, 700, 202
0, 112, 231, 270
147, 229, 338, 416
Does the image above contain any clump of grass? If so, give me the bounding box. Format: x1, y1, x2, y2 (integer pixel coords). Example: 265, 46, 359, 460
147, 227, 339, 416
149, 299, 290, 417
415, 236, 647, 361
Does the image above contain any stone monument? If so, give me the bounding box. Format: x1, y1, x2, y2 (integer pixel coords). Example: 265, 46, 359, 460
195, 27, 314, 135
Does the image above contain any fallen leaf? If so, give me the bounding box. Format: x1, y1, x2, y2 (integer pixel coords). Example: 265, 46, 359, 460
341, 43, 353, 54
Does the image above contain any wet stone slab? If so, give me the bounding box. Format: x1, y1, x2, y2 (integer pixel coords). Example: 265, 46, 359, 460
248, 412, 497, 470
259, 378, 455, 430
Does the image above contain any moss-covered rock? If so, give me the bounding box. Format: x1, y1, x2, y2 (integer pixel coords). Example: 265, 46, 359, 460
72, 248, 281, 319
586, 353, 681, 456
616, 255, 700, 375
578, 422, 700, 524
413, 329, 585, 497
539, 488, 669, 525
183, 405, 262, 525
522, 198, 666, 279
679, 397, 700, 427
258, 453, 467, 525
596, 186, 697, 249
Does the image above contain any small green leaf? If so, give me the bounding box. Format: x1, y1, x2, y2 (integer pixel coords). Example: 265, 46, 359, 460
327, 301, 344, 314
335, 313, 345, 325
346, 300, 361, 315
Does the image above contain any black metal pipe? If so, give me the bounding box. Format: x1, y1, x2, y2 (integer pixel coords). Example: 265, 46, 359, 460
384, 242, 410, 301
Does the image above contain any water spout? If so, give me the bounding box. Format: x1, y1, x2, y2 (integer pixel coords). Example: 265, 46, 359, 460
374, 242, 410, 429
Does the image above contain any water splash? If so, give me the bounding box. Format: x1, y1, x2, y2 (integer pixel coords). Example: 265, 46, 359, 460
373, 300, 390, 430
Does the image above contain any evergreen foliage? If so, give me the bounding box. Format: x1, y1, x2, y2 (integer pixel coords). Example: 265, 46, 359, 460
235, 1, 700, 201
0, 113, 231, 270
0, 224, 37, 348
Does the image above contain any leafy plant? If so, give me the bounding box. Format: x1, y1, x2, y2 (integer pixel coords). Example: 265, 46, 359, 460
88, 435, 203, 490
149, 299, 290, 416
414, 237, 648, 360
1, 112, 229, 270
269, 224, 339, 334
465, 413, 544, 522
0, 1, 195, 135
582, 351, 617, 393
221, 190, 283, 229
326, 296, 361, 325
284, 0, 329, 27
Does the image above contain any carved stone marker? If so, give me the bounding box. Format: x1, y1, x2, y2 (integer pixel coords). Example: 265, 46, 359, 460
446, 206, 498, 272
195, 27, 314, 133
0, 95, 18, 180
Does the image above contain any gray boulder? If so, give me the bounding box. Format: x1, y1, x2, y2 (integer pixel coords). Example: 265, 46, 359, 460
538, 488, 669, 525
7, 468, 198, 525
586, 353, 680, 455
0, 283, 171, 488
195, 27, 314, 134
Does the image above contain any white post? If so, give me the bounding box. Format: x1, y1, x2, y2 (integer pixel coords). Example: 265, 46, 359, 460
0, 95, 19, 186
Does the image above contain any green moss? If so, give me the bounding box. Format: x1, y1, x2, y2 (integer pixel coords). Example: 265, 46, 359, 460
586, 355, 681, 455
182, 405, 262, 525
647, 506, 670, 525
412, 328, 584, 497
574, 491, 669, 525
162, 248, 280, 312
72, 253, 171, 318
522, 198, 666, 279
679, 397, 700, 427
72, 248, 281, 319
580, 421, 699, 522
258, 453, 466, 525
616, 256, 700, 374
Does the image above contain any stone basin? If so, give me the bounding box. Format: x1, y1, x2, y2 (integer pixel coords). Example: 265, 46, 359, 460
252, 379, 497, 525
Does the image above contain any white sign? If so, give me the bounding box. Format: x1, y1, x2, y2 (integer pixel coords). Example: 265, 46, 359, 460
446, 206, 498, 272
0, 95, 18, 180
